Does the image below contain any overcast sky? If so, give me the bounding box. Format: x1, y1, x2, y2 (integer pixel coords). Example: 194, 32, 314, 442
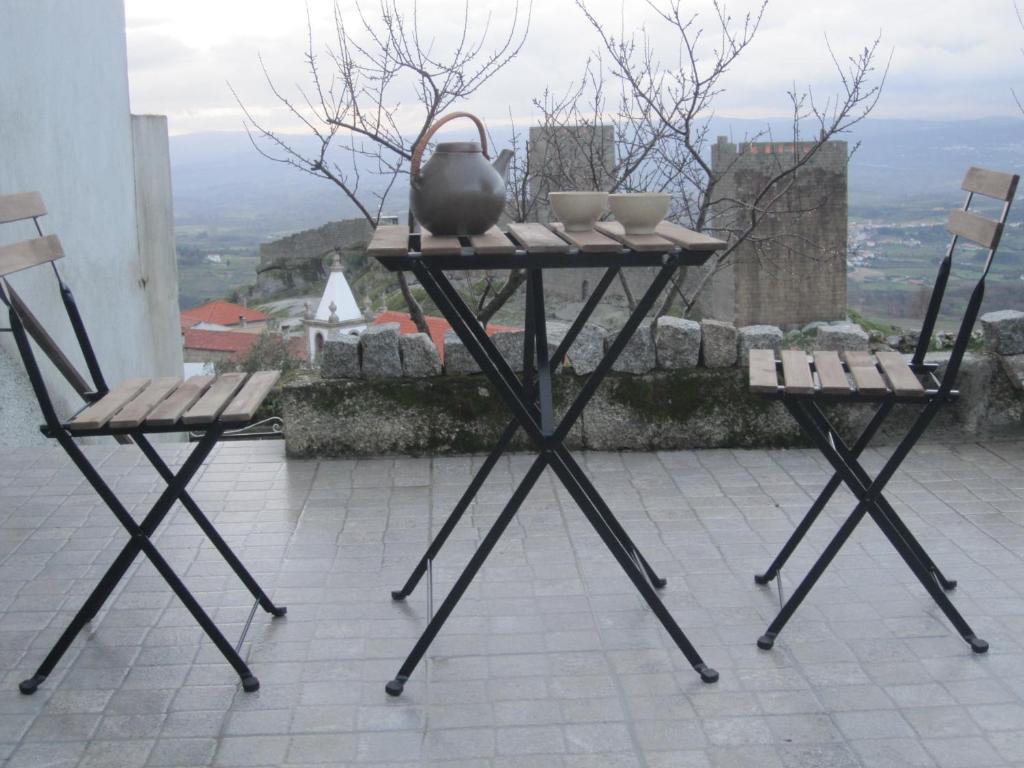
124, 0, 1024, 136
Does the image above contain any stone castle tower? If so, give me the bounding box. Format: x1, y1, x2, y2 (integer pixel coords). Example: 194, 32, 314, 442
702, 136, 848, 327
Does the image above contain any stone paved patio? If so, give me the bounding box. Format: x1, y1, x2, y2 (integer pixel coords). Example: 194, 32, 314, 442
0, 439, 1023, 767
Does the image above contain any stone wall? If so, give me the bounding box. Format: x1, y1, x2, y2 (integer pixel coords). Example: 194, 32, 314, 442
252, 218, 373, 299
703, 137, 848, 327
281, 315, 1024, 456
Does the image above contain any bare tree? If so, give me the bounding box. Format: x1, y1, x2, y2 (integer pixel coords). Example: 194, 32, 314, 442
232, 0, 531, 333
521, 0, 889, 319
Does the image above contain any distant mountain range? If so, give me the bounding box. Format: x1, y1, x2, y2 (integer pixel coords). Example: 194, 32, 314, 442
169, 116, 1024, 245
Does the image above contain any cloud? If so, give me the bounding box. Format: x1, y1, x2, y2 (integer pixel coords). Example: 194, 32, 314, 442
125, 0, 1024, 135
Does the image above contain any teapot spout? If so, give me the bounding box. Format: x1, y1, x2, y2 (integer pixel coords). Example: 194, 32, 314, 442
492, 148, 514, 180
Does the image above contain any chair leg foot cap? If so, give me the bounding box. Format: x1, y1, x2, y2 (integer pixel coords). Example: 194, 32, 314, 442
757, 633, 776, 650
19, 675, 45, 695
696, 664, 719, 683
241, 675, 260, 692
390, 591, 407, 602
754, 573, 774, 585
651, 577, 668, 589
968, 636, 989, 654
270, 606, 287, 618
385, 677, 407, 697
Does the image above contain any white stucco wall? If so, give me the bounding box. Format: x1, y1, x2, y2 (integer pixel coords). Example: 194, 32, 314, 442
0, 1, 181, 445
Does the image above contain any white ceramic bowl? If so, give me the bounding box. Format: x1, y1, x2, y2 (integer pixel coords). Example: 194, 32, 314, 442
548, 191, 609, 232
609, 193, 671, 235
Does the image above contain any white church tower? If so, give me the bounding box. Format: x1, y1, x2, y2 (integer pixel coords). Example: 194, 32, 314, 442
304, 253, 366, 361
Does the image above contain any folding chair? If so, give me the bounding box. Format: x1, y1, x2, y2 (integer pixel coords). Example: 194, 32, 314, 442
747, 166, 1018, 653
0, 192, 286, 694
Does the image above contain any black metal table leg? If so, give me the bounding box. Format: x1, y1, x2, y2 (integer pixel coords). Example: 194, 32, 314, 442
386, 254, 717, 694
386, 454, 549, 696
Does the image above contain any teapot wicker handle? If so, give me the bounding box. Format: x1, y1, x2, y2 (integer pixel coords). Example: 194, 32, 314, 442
410, 111, 489, 179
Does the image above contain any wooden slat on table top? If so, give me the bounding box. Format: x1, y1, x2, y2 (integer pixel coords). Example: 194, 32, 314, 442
0, 235, 64, 278
221, 371, 281, 423
108, 377, 181, 428
843, 351, 889, 396
183, 373, 248, 425
947, 209, 1002, 250
812, 351, 851, 395
419, 229, 463, 256
594, 221, 675, 252
549, 223, 623, 253
875, 351, 925, 397
366, 225, 410, 257
69, 378, 150, 431
962, 167, 1019, 202
147, 376, 214, 426
0, 192, 46, 225
748, 349, 779, 393
780, 350, 814, 395
506, 223, 570, 254
468, 227, 516, 255
655, 221, 727, 251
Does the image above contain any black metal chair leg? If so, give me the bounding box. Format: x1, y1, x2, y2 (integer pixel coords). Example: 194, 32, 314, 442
755, 399, 894, 585
802, 401, 958, 592
22, 430, 261, 694
862, 503, 986, 652
386, 455, 549, 696
758, 501, 872, 650
133, 434, 288, 616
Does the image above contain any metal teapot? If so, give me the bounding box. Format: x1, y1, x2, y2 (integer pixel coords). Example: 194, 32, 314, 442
409, 111, 513, 236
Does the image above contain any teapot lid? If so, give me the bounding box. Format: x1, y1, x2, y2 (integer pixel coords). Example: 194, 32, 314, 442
433, 141, 482, 153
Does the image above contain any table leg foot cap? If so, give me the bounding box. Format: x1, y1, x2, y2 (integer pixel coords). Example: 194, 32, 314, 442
939, 576, 958, 591
269, 605, 287, 618
19, 675, 45, 695
754, 572, 774, 585
385, 677, 407, 697
651, 576, 668, 589
757, 633, 776, 650
390, 591, 407, 602
696, 664, 719, 683
241, 675, 260, 693
968, 635, 989, 654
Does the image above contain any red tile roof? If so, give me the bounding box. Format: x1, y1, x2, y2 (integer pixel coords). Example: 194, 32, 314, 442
180, 300, 268, 329
373, 311, 517, 362
183, 329, 307, 361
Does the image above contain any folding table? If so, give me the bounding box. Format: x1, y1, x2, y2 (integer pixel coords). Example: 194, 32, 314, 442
368, 220, 726, 696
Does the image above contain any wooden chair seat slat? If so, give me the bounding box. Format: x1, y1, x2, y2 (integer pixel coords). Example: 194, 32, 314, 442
843, 351, 889, 396
947, 209, 1002, 250
468, 227, 515, 255
419, 229, 463, 255
875, 351, 925, 397
0, 192, 47, 225
182, 373, 248, 425
108, 377, 182, 428
366, 225, 410, 258
812, 351, 851, 394
962, 166, 1019, 202
593, 221, 676, 252
0, 235, 64, 278
550, 223, 623, 252
654, 221, 727, 251
146, 376, 215, 426
69, 378, 150, 431
748, 349, 779, 393
506, 223, 570, 253
781, 350, 815, 394
220, 371, 280, 423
